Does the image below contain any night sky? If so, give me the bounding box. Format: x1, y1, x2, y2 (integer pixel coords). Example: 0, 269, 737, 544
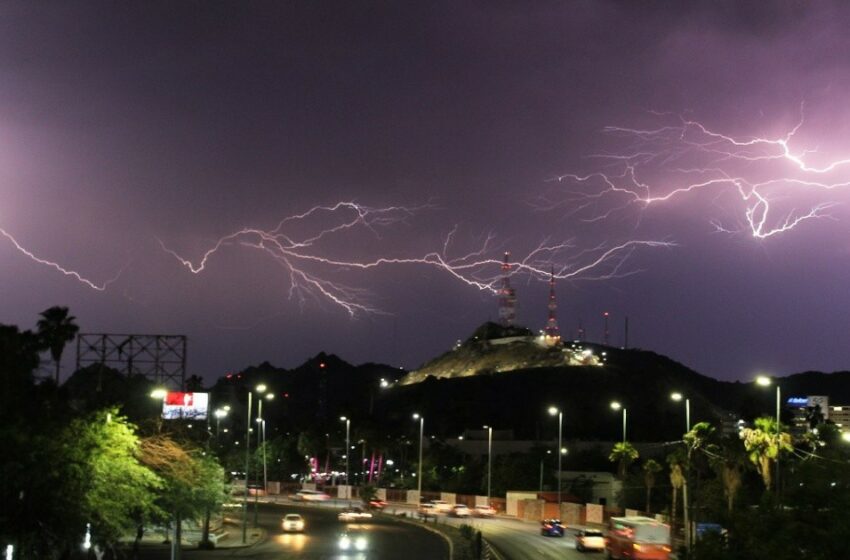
4, 1, 850, 382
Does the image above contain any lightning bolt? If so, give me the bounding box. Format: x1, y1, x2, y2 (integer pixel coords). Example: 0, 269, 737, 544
0, 227, 123, 291
553, 104, 850, 239
159, 202, 675, 316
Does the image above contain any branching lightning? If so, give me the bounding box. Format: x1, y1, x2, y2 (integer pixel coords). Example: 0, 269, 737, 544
553, 105, 850, 238
158, 202, 674, 316
0, 227, 123, 291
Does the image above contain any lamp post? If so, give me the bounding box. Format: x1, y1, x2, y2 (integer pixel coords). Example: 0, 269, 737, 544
483, 425, 493, 503
671, 392, 691, 550
756, 376, 782, 494
413, 413, 424, 496
242, 383, 266, 542
214, 408, 228, 436
259, 394, 273, 494
340, 416, 351, 494
548, 406, 563, 506
610, 401, 627, 443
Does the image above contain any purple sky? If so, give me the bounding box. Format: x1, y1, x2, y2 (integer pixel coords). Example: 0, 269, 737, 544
3, 1, 850, 382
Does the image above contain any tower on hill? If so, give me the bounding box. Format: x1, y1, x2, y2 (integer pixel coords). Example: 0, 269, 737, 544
543, 266, 561, 346
498, 251, 517, 326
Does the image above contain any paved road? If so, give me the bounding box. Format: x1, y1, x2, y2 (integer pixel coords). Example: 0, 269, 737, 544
367, 502, 606, 560
139, 503, 447, 560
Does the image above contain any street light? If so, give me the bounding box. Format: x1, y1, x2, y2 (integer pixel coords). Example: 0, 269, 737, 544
671, 392, 691, 550
242, 383, 266, 542
548, 406, 563, 506
483, 425, 493, 504
610, 401, 627, 443
412, 413, 424, 496
340, 416, 351, 492
756, 375, 781, 494
214, 408, 228, 435
150, 387, 168, 400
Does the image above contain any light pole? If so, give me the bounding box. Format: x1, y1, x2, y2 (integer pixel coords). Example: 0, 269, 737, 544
756, 375, 782, 494
483, 425, 493, 504
413, 413, 424, 496
548, 406, 563, 506
259, 393, 273, 495
671, 392, 691, 550
610, 401, 627, 443
340, 416, 351, 494
242, 383, 266, 542
214, 408, 228, 436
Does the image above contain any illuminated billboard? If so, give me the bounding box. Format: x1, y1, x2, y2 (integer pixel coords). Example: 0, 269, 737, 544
162, 391, 209, 420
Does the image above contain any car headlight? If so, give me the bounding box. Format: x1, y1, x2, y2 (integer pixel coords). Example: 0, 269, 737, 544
355, 537, 367, 550
339, 537, 351, 550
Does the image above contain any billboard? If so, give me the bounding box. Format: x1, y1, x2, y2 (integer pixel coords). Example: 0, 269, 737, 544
162, 391, 209, 420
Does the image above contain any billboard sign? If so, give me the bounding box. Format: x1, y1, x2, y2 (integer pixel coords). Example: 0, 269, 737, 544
162, 391, 209, 420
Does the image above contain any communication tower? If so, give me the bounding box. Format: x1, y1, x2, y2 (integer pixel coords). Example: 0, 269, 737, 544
543, 266, 561, 345
498, 251, 517, 327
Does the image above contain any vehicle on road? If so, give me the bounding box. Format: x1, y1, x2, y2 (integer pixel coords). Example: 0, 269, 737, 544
540, 519, 565, 537
339, 507, 373, 522
606, 516, 671, 559
472, 505, 496, 517
574, 527, 605, 552
293, 489, 330, 502
281, 513, 305, 532
367, 499, 387, 511
417, 503, 437, 518
429, 500, 453, 513
449, 504, 471, 517
338, 530, 369, 552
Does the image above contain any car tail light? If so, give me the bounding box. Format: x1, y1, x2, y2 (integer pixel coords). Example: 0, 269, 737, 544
633, 543, 643, 552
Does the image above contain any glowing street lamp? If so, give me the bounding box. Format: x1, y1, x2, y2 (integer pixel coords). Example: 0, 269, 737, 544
412, 413, 424, 496
340, 416, 351, 489
548, 406, 563, 505
242, 383, 267, 542
214, 408, 228, 435
610, 401, 627, 443
150, 387, 168, 400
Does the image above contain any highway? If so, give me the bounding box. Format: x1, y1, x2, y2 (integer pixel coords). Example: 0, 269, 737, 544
138, 502, 447, 560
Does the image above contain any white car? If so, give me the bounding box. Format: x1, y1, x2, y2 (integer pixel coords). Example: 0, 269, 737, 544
473, 505, 496, 517
575, 528, 606, 552
450, 504, 471, 517
281, 513, 305, 532
338, 531, 368, 551
429, 500, 453, 514
338, 507, 373, 522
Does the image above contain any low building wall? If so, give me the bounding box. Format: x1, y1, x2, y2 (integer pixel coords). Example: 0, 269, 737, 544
586, 503, 604, 524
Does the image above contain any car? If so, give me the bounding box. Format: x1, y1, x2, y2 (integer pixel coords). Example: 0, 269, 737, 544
367, 499, 387, 511
472, 505, 496, 517
338, 507, 373, 522
281, 513, 305, 532
575, 528, 606, 552
429, 500, 453, 513
541, 519, 565, 537
293, 489, 330, 501
450, 504, 471, 517
338, 530, 368, 552
417, 503, 437, 518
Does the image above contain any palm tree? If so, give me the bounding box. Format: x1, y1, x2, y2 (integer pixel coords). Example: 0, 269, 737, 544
642, 459, 662, 513
740, 416, 793, 491
667, 450, 686, 528
609, 441, 639, 479
709, 436, 748, 512
37, 306, 80, 385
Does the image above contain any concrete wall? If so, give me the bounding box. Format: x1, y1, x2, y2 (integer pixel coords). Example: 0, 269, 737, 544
267, 481, 281, 495
338, 485, 352, 500
586, 503, 604, 525
474, 495, 489, 507
519, 499, 545, 521
406, 490, 420, 505
561, 502, 582, 526
626, 508, 640, 517
506, 491, 538, 516
440, 492, 457, 504
376, 488, 387, 501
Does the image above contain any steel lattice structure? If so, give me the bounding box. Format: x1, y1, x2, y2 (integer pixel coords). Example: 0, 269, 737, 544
76, 333, 187, 388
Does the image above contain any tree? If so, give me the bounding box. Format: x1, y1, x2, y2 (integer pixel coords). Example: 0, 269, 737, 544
36, 306, 79, 385
709, 436, 748, 513
609, 441, 639, 479
67, 409, 162, 557
740, 416, 793, 491
642, 459, 662, 513
667, 450, 686, 529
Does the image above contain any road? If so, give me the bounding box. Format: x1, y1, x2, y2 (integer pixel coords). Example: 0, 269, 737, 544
369, 502, 606, 560
138, 503, 448, 560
